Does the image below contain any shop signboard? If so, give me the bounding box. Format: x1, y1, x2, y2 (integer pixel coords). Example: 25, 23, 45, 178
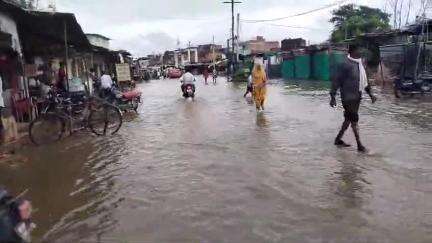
116, 63, 131, 82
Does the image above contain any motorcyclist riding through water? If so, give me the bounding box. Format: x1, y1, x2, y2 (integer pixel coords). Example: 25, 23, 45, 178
0, 188, 35, 243
179, 71, 196, 98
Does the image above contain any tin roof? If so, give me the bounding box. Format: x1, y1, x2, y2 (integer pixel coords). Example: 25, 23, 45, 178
86, 33, 111, 41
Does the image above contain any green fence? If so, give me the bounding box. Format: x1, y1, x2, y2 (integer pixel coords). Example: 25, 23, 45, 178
268, 64, 282, 79
329, 51, 346, 82
282, 60, 295, 79
294, 55, 311, 79
281, 51, 346, 81
312, 51, 330, 81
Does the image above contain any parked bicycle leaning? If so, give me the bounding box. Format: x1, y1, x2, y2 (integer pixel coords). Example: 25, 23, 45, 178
29, 86, 123, 146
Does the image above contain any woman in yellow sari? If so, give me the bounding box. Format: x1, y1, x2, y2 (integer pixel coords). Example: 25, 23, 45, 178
252, 64, 267, 111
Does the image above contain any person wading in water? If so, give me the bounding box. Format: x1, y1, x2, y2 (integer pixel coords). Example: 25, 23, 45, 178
330, 44, 377, 152
252, 63, 267, 112
203, 67, 209, 85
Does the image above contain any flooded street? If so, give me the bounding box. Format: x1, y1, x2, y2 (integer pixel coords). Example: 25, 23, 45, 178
1, 77, 432, 243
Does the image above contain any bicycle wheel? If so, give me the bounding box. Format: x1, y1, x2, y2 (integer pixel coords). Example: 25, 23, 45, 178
29, 113, 65, 145
88, 104, 123, 136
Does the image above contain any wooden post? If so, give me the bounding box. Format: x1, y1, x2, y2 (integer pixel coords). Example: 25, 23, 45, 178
414, 18, 426, 80
64, 20, 69, 92
379, 58, 385, 86
212, 35, 216, 72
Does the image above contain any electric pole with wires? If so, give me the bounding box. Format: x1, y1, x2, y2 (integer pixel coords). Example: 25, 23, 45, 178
223, 0, 241, 80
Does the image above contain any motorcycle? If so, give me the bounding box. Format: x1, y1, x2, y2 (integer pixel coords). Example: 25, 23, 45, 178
41, 87, 87, 116
0, 189, 35, 243
182, 84, 195, 99
394, 77, 432, 98
109, 87, 142, 113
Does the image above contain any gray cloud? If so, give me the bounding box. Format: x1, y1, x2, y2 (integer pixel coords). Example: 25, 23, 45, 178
111, 32, 177, 56
50, 0, 428, 56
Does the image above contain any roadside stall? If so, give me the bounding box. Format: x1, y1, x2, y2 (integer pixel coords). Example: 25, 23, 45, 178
17, 10, 92, 115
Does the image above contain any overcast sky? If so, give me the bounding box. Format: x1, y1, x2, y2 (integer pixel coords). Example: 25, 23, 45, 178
39, 0, 430, 56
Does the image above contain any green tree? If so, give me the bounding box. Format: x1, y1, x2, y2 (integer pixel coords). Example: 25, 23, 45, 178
330, 4, 391, 43
19, 0, 27, 8
17, 0, 36, 9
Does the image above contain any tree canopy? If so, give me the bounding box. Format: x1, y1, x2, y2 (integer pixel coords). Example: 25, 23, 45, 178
330, 4, 391, 43
17, 0, 36, 10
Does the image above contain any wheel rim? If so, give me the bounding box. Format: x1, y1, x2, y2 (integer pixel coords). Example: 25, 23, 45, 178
29, 114, 64, 145
89, 104, 122, 136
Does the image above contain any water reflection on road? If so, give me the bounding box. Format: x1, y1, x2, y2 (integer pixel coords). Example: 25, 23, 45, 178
1, 77, 431, 243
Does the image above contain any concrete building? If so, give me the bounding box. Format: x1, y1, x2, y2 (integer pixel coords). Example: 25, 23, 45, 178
0, 0, 30, 142
240, 36, 280, 55
174, 47, 198, 68
137, 57, 150, 69
0, 12, 22, 55
0, 1, 25, 117
281, 38, 307, 51
198, 44, 223, 63
147, 54, 163, 67
163, 51, 175, 66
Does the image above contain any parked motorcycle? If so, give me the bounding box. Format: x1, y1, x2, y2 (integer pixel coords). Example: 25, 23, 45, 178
109, 87, 142, 113
42, 86, 87, 116
394, 78, 432, 98
182, 84, 195, 99
0, 189, 35, 243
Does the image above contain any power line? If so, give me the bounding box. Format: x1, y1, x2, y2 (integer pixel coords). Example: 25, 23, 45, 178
242, 0, 350, 23
241, 22, 325, 31
156, 16, 228, 21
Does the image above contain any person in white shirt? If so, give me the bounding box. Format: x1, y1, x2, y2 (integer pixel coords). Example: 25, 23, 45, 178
99, 70, 114, 98
100, 71, 114, 90
179, 71, 196, 95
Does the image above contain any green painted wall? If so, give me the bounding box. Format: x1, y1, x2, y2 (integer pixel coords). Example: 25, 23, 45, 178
281, 51, 346, 81
312, 52, 330, 81
294, 55, 311, 79
282, 60, 295, 79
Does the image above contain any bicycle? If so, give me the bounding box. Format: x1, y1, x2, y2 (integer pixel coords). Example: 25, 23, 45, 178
29, 90, 123, 146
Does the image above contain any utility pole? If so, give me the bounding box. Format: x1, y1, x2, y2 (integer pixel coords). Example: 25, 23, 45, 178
223, 0, 241, 80
236, 13, 240, 63
64, 20, 69, 92
212, 35, 216, 71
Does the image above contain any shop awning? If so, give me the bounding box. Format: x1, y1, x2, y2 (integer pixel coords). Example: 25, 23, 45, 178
18, 11, 92, 56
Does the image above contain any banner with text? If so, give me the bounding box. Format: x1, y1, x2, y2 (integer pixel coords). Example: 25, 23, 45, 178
116, 63, 131, 82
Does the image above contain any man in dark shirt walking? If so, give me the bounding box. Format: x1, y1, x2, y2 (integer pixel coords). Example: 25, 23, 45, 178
330, 45, 377, 152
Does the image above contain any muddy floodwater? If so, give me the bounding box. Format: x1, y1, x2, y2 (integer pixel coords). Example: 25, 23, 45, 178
1, 78, 431, 243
